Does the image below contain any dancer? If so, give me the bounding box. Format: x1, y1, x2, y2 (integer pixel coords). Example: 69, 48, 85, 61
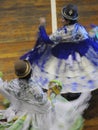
21, 4, 98, 93
0, 60, 91, 130
47, 80, 91, 130
0, 60, 52, 130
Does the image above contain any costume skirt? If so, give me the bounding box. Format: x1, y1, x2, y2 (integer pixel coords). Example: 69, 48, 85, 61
0, 99, 84, 130
0, 109, 52, 130
21, 37, 98, 93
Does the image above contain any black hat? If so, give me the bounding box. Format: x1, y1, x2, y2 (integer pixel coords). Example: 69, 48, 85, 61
61, 4, 78, 20
14, 60, 31, 78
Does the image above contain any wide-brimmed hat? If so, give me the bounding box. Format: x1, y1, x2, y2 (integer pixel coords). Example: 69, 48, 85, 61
61, 4, 78, 20
14, 60, 31, 78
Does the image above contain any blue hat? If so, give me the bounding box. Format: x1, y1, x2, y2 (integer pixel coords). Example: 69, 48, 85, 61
61, 4, 78, 20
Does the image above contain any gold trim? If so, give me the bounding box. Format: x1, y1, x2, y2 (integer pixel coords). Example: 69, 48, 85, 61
17, 61, 31, 78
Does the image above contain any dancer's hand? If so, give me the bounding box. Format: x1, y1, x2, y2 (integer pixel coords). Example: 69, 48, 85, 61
39, 17, 46, 26
47, 89, 52, 98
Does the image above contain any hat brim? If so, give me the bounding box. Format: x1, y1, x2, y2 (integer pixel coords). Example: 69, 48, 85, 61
61, 7, 78, 21
16, 60, 31, 78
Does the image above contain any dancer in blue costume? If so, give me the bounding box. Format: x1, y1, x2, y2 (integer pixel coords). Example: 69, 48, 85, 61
21, 4, 98, 93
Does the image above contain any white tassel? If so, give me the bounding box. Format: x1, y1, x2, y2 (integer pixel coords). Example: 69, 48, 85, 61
75, 52, 81, 63
66, 54, 73, 67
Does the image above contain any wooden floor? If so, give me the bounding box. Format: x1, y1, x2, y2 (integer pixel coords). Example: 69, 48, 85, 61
0, 0, 98, 130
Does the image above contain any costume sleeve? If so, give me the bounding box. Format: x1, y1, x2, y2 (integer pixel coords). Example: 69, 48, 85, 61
76, 24, 89, 40
49, 29, 63, 43
31, 85, 48, 105
0, 78, 15, 102
69, 92, 91, 114
39, 25, 54, 44
29, 78, 48, 104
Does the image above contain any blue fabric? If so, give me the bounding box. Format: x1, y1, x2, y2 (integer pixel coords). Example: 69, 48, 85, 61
21, 26, 98, 64
39, 26, 54, 44
52, 39, 90, 60
39, 25, 98, 60
21, 25, 98, 63
20, 32, 48, 64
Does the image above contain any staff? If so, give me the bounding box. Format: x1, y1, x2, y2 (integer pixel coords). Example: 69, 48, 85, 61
50, 0, 57, 33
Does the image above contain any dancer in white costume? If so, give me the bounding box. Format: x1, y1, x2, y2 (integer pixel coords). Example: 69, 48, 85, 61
0, 60, 91, 130
47, 80, 91, 130
0, 60, 52, 130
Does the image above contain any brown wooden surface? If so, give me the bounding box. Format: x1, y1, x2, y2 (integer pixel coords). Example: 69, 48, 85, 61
0, 0, 98, 130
